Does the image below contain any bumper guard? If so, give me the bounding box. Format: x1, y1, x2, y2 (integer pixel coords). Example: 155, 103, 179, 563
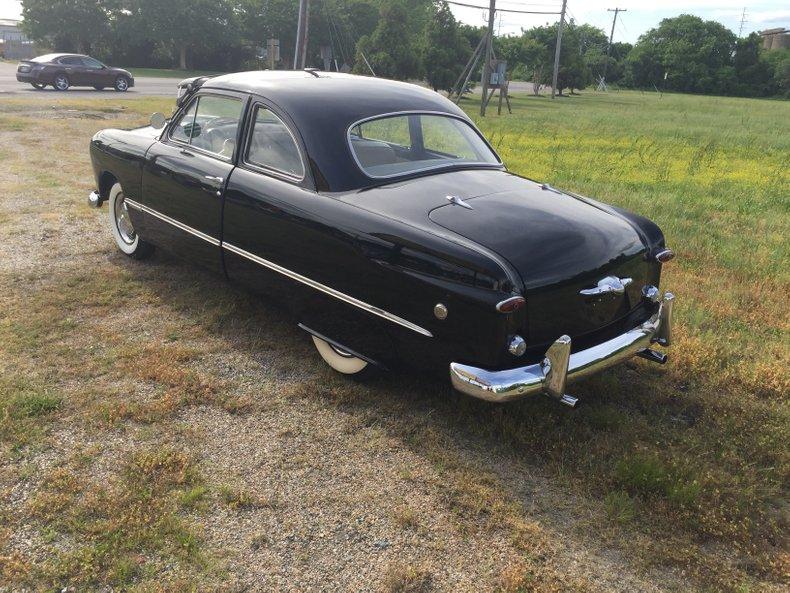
450, 292, 674, 407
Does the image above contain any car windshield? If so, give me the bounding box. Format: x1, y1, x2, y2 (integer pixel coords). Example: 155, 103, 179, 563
348, 113, 500, 178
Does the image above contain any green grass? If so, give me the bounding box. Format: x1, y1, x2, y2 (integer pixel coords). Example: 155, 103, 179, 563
125, 67, 225, 79
0, 90, 787, 592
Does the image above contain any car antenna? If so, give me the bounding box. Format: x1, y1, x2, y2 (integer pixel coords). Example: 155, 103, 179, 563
304, 68, 322, 78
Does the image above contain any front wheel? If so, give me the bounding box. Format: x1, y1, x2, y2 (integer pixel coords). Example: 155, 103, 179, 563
31, 82, 45, 90
53, 74, 70, 91
108, 183, 154, 259
311, 336, 369, 375
114, 76, 129, 92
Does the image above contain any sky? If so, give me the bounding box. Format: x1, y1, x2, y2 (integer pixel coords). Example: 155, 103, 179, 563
0, 0, 787, 43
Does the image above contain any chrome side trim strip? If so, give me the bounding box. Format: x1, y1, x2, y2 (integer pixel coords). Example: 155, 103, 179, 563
125, 199, 220, 246
223, 241, 433, 338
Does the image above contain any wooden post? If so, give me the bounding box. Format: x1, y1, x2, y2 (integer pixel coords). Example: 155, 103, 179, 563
480, 0, 496, 116
551, 0, 567, 99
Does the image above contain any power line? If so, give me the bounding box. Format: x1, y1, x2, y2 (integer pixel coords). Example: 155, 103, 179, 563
444, 0, 561, 15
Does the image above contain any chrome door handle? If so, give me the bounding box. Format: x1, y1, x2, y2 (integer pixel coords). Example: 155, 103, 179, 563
204, 175, 223, 183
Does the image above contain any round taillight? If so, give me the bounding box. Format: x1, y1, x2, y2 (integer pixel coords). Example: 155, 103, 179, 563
496, 296, 525, 313
655, 248, 675, 263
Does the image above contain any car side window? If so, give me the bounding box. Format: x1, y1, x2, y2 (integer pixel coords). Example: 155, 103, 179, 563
245, 106, 305, 179
169, 95, 243, 159
59, 56, 82, 65
81, 57, 104, 69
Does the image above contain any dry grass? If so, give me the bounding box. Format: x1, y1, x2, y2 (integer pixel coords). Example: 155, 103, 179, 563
0, 92, 787, 592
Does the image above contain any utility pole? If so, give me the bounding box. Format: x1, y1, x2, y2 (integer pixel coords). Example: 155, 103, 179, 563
738, 7, 747, 37
602, 7, 626, 81
550, 0, 567, 99
294, 0, 310, 69
480, 0, 496, 116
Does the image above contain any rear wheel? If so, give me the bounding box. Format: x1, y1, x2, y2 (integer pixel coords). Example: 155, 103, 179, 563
53, 73, 70, 91
311, 336, 369, 375
114, 76, 129, 92
108, 183, 154, 259
30, 82, 45, 90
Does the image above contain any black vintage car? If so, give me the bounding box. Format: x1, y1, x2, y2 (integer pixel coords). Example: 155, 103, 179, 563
17, 53, 134, 91
88, 71, 674, 407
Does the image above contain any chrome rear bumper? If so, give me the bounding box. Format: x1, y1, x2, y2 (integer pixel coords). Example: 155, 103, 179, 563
450, 292, 674, 406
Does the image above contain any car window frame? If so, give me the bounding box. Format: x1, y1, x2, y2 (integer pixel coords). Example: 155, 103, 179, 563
347, 110, 503, 180
164, 90, 250, 164
81, 57, 105, 69
58, 56, 83, 66
238, 95, 316, 192
241, 102, 307, 183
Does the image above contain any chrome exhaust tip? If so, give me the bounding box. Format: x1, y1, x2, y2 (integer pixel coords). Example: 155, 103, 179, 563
637, 348, 668, 364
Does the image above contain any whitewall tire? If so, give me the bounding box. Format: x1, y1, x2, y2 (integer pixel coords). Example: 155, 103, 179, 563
108, 183, 154, 259
312, 336, 369, 375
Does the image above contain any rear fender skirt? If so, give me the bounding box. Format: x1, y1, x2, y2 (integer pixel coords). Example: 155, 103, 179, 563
298, 323, 388, 370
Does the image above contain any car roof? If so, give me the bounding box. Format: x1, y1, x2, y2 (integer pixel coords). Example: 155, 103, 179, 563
32, 53, 86, 62
202, 71, 471, 192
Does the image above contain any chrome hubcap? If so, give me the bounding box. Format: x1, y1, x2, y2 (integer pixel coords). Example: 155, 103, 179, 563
114, 193, 136, 244
56, 77, 67, 89
117, 78, 127, 90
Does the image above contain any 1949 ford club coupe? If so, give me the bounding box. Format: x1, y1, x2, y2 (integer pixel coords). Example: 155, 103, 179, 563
88, 71, 674, 407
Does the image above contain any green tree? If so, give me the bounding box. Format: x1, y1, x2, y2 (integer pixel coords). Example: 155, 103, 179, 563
423, 1, 470, 93
354, 0, 420, 79
21, 0, 113, 53
123, 0, 239, 69
625, 14, 736, 93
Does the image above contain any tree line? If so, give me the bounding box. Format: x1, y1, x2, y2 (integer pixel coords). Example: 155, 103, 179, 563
21, 0, 790, 98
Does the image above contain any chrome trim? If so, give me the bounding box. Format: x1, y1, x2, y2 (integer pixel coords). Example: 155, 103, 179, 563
88, 190, 101, 208
224, 242, 433, 338
579, 276, 633, 297
450, 292, 674, 403
297, 323, 387, 369
242, 104, 307, 182
642, 284, 660, 303
124, 199, 220, 246
655, 248, 675, 263
346, 110, 503, 180
507, 335, 526, 357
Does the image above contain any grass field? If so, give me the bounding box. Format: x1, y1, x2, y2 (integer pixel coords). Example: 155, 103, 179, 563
0, 90, 787, 592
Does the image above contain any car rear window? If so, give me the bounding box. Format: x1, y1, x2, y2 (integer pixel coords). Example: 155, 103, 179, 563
348, 113, 500, 179
31, 54, 62, 63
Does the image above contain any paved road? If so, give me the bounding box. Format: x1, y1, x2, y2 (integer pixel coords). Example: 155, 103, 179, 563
0, 61, 180, 97
0, 61, 541, 98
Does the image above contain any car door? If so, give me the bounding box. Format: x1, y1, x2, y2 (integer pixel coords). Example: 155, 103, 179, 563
58, 56, 86, 85
80, 56, 110, 87
222, 102, 398, 361
139, 90, 247, 273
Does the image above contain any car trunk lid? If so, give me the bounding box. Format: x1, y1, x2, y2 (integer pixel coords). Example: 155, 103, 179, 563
428, 185, 653, 343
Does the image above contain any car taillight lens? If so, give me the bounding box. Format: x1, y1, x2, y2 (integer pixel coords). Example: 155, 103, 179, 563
655, 248, 675, 263
496, 296, 525, 313
18, 65, 30, 73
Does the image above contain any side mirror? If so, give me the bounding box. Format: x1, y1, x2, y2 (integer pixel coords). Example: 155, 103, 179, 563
150, 112, 166, 129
